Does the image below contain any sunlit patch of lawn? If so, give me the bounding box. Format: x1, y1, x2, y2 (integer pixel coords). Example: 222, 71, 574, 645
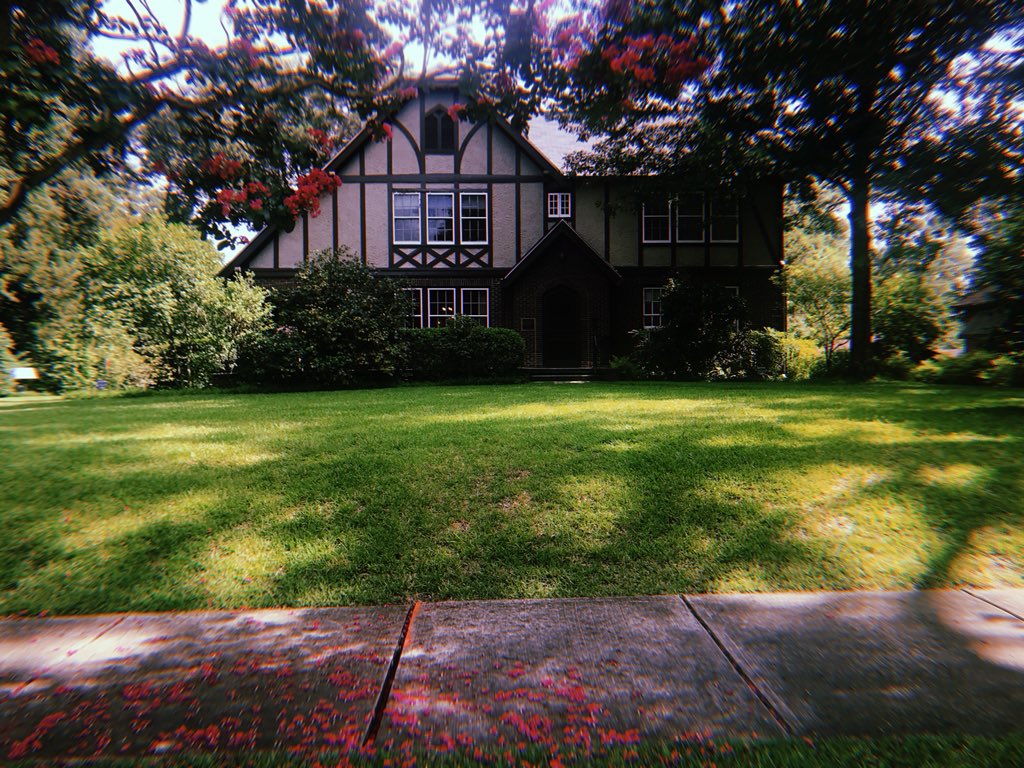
0, 382, 1021, 614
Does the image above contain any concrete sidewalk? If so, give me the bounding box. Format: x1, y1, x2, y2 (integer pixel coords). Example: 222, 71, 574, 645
0, 589, 1022, 761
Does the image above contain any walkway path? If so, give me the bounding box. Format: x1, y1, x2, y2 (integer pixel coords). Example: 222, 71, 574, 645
1, 589, 1022, 761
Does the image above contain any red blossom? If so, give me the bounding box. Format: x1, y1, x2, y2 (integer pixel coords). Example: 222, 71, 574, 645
447, 102, 465, 121
283, 169, 341, 219
202, 152, 243, 180
24, 38, 60, 66
307, 128, 335, 152
381, 123, 394, 141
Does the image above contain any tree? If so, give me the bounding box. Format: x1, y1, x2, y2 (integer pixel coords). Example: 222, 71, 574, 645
1, 1, 596, 245
86, 216, 271, 387
239, 249, 408, 387
557, 1, 1023, 374
969, 196, 1024, 351
779, 245, 851, 371
872, 273, 945, 363
1, 321, 22, 394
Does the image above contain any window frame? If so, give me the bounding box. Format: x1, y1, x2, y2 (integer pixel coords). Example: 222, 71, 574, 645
642, 287, 664, 329
423, 108, 456, 154
460, 288, 490, 326
547, 192, 572, 219
392, 192, 422, 245
426, 192, 456, 245
641, 200, 672, 243
427, 288, 457, 328
675, 192, 706, 244
403, 287, 423, 328
709, 194, 740, 243
459, 192, 489, 245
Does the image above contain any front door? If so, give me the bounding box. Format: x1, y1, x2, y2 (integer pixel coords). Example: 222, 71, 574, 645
542, 285, 581, 367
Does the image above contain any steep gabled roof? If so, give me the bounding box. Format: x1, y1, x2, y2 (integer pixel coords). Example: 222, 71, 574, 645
503, 220, 621, 286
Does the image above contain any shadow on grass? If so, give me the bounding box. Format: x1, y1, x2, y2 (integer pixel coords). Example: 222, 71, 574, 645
0, 383, 1020, 613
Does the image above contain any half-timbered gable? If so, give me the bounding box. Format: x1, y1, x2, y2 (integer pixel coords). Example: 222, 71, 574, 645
223, 84, 786, 369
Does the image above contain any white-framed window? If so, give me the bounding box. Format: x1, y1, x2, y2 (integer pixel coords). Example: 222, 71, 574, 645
393, 192, 421, 244
547, 192, 572, 218
460, 192, 488, 244
427, 288, 456, 327
642, 200, 671, 243
427, 193, 455, 244
710, 194, 740, 242
642, 287, 664, 329
403, 288, 423, 328
461, 288, 490, 326
675, 192, 705, 243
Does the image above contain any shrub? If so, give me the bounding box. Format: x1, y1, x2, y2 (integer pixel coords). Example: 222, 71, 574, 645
777, 334, 822, 381
402, 316, 525, 380
986, 353, 1024, 387
914, 352, 995, 385
632, 280, 746, 380
809, 347, 851, 379
238, 250, 407, 388
735, 329, 786, 381
872, 273, 945, 363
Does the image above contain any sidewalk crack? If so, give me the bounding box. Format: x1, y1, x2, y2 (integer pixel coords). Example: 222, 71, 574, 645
680, 595, 794, 736
363, 600, 421, 745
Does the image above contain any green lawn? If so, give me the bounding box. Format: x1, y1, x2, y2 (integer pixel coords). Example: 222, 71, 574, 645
0, 382, 1021, 614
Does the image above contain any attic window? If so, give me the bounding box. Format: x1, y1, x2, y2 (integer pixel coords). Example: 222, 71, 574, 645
424, 108, 456, 153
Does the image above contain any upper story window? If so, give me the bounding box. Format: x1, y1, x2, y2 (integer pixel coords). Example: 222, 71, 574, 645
393, 193, 421, 244
641, 191, 741, 244
424, 108, 456, 153
460, 193, 488, 244
710, 193, 739, 242
427, 193, 455, 244
675, 192, 705, 243
392, 191, 489, 247
642, 200, 671, 243
547, 192, 572, 218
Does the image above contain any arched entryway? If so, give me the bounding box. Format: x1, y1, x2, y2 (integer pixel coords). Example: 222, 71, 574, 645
542, 285, 582, 367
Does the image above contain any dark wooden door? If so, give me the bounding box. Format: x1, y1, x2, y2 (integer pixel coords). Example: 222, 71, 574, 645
542, 285, 581, 367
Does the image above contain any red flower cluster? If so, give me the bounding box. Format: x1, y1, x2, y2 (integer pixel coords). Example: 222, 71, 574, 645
447, 103, 465, 121
202, 153, 243, 181
602, 33, 709, 89
283, 170, 341, 218
215, 181, 268, 216
24, 38, 60, 66
307, 128, 335, 152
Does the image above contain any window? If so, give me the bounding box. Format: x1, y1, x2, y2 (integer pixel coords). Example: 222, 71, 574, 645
460, 193, 488, 244
642, 287, 664, 328
547, 192, 572, 218
427, 288, 456, 327
675, 192, 705, 242
642, 200, 671, 243
461, 288, 489, 325
424, 109, 455, 152
710, 194, 739, 242
393, 193, 421, 244
427, 193, 455, 244
403, 288, 423, 328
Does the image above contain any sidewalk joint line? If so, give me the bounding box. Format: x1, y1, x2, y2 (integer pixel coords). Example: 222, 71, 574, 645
363, 600, 421, 746
960, 588, 1024, 623
680, 595, 794, 736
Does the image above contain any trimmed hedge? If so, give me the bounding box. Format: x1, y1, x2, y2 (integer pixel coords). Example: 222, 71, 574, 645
402, 316, 526, 380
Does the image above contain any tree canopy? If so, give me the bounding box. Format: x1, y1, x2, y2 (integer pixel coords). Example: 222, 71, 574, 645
560, 0, 1023, 372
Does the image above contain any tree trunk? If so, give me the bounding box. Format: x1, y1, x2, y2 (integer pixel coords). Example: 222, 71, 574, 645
848, 175, 872, 374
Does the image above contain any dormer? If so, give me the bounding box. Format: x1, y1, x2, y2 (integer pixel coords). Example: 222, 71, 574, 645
423, 106, 456, 154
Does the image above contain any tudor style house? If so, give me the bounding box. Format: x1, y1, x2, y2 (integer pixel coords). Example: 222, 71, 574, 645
221, 85, 786, 368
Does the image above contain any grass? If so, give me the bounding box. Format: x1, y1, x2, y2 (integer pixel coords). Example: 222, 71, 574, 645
21, 734, 1024, 767
0, 382, 1021, 614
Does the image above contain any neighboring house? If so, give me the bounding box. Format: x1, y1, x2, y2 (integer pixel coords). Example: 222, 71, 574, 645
221, 83, 786, 368
953, 287, 1005, 353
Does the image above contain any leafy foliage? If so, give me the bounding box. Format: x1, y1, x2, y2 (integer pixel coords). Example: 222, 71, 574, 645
969, 197, 1024, 352
872, 274, 946, 363
560, 1, 1023, 372
402, 315, 525, 380
631, 279, 746, 380
238, 250, 408, 388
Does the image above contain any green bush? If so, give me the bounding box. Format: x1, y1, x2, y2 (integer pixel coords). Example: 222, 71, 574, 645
810, 347, 852, 379
873, 353, 917, 381
238, 250, 407, 388
986, 353, 1024, 387
733, 329, 786, 381
402, 316, 525, 380
914, 352, 996, 385
777, 334, 822, 381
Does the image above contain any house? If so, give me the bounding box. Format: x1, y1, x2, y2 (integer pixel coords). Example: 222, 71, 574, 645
221, 84, 786, 368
